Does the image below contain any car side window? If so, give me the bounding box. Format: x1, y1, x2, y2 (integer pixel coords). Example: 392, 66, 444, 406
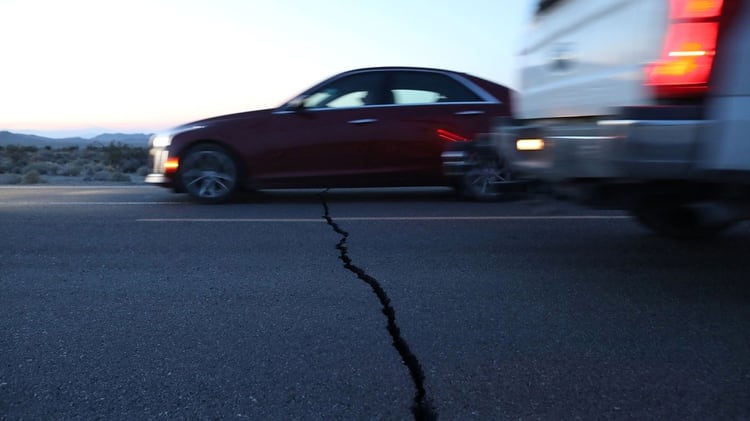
303, 72, 388, 109
389, 71, 483, 105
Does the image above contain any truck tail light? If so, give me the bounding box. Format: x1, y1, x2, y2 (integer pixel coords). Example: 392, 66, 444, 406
645, 0, 724, 98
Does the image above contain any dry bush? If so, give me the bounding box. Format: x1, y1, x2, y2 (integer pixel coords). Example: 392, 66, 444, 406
21, 170, 42, 184
0, 142, 148, 182
0, 174, 22, 185
23, 161, 61, 175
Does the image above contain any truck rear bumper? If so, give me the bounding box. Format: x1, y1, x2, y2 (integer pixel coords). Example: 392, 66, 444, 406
498, 117, 707, 182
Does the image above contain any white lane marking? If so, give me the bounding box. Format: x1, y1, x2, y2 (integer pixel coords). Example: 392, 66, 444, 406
0, 202, 181, 206
137, 215, 630, 222
0, 185, 153, 189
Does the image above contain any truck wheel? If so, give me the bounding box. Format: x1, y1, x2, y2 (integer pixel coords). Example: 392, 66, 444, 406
630, 200, 734, 239
178, 144, 239, 204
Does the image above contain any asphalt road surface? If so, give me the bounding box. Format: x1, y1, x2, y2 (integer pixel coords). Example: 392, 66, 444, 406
2, 185, 749, 420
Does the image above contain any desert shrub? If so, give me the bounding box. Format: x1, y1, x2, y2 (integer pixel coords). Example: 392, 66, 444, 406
0, 143, 147, 180
100, 142, 147, 168
21, 170, 42, 184
85, 171, 114, 181
35, 149, 56, 162
4, 145, 36, 167
0, 157, 13, 173
79, 148, 101, 161
23, 161, 61, 175
0, 174, 22, 184
102, 143, 124, 167
119, 158, 143, 173
110, 172, 131, 182
8, 145, 38, 153
60, 163, 82, 176
83, 163, 108, 176
69, 158, 88, 168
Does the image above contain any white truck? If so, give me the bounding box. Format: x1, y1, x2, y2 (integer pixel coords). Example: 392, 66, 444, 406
491, 0, 750, 238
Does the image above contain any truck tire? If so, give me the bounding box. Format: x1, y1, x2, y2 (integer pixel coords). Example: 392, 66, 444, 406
630, 199, 735, 239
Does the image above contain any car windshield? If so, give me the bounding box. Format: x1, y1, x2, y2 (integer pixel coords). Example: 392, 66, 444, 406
303, 89, 367, 108
297, 72, 386, 109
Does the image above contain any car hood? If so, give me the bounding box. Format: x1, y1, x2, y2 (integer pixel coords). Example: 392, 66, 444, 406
173, 108, 276, 131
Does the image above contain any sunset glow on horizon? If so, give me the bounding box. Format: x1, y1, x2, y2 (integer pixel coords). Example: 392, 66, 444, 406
1, 0, 533, 138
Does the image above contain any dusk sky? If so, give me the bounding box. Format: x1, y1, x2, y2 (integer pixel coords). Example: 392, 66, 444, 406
1, 0, 535, 138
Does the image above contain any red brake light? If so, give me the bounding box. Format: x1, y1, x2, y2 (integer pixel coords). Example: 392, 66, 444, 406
646, 0, 724, 98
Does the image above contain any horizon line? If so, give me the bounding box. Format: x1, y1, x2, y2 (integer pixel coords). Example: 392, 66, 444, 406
1, 128, 159, 140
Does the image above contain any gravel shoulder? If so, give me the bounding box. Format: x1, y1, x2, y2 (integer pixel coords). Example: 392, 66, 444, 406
0, 175, 147, 186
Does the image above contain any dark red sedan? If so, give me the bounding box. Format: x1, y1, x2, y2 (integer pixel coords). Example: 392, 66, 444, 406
146, 66, 513, 203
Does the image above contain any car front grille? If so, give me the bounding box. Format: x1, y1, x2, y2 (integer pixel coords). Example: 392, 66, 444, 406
149, 148, 169, 174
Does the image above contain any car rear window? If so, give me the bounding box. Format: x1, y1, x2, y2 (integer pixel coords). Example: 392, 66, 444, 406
389, 71, 483, 104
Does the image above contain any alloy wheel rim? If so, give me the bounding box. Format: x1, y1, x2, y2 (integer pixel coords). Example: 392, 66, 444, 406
466, 157, 511, 196
181, 150, 237, 198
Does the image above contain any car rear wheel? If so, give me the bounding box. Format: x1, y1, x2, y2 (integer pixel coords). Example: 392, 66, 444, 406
460, 149, 514, 201
178, 144, 239, 204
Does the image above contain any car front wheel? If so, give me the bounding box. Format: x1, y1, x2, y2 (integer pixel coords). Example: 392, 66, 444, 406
178, 144, 239, 204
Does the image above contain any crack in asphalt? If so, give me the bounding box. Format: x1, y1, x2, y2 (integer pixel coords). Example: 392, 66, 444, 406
319, 193, 437, 421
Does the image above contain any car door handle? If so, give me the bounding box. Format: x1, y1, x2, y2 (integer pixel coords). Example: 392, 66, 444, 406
454, 110, 485, 116
348, 118, 378, 125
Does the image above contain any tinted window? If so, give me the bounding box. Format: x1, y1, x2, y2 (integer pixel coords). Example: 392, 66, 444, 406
536, 0, 564, 15
389, 71, 482, 104
304, 72, 387, 109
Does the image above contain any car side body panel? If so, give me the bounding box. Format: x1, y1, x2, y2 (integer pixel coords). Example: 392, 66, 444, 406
147, 66, 512, 192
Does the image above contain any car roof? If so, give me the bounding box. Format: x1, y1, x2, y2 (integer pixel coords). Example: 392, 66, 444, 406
336, 66, 505, 90
283, 66, 512, 110
339, 66, 471, 76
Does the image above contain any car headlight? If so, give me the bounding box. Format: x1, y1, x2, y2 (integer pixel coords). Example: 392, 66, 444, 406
150, 125, 206, 148
150, 133, 173, 148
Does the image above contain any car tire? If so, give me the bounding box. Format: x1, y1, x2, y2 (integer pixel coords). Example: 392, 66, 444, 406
178, 144, 240, 204
460, 148, 514, 202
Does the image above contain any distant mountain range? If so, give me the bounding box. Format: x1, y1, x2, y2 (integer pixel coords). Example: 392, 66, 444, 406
0, 131, 152, 147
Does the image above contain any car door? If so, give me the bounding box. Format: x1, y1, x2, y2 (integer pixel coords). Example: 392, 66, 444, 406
367, 70, 503, 184
249, 71, 391, 186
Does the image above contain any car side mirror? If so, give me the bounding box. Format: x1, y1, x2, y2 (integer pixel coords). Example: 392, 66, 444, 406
286, 96, 308, 112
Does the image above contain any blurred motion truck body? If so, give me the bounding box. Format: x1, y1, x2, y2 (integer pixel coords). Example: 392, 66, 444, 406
496, 0, 750, 237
